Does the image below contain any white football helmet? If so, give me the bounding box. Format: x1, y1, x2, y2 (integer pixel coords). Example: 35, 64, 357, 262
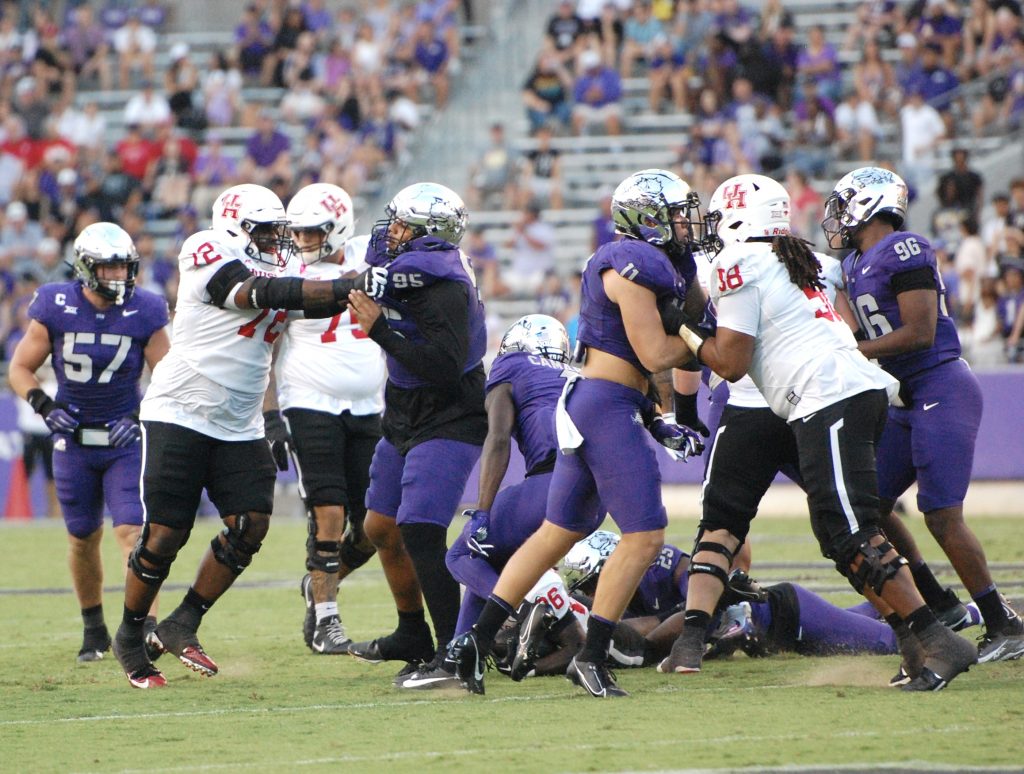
212, 183, 290, 268
286, 183, 354, 265
611, 168, 706, 250
707, 174, 791, 253
374, 182, 468, 258
72, 222, 139, 305
561, 530, 621, 592
498, 314, 570, 363
822, 166, 908, 250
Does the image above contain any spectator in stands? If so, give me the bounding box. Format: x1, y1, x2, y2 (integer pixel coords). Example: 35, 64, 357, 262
33, 236, 69, 284
413, 19, 450, 107
302, 0, 334, 43
239, 109, 292, 186
899, 87, 947, 191
113, 11, 158, 89
505, 202, 556, 296
834, 85, 882, 162
356, 97, 399, 172
537, 268, 571, 319
972, 34, 1024, 136
893, 32, 924, 104
522, 45, 573, 134
592, 193, 617, 251
852, 37, 895, 116
786, 83, 835, 177
936, 148, 985, 219
235, 3, 275, 79
976, 6, 1022, 78
264, 5, 308, 87
145, 137, 192, 219
796, 24, 841, 103
0, 201, 43, 273
351, 21, 385, 102
165, 43, 204, 130
961, 0, 995, 80
202, 50, 245, 127
917, 41, 959, 118
759, 20, 800, 109
619, 0, 664, 78
55, 99, 106, 152
982, 193, 1023, 262
572, 48, 622, 136
968, 276, 1005, 365
62, 4, 111, 91
547, 0, 585, 62
997, 259, 1024, 360
519, 124, 564, 210
465, 225, 507, 299
955, 215, 989, 323
123, 81, 172, 130
916, 0, 963, 69
1009, 178, 1024, 233
467, 122, 518, 210
647, 29, 688, 113
13, 76, 50, 141
715, 0, 757, 49
785, 168, 823, 245
281, 71, 326, 125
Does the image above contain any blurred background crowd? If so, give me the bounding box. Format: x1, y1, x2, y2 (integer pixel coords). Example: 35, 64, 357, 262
0, 0, 1022, 373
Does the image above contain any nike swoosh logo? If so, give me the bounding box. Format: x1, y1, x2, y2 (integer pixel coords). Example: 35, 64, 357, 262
801, 413, 818, 422
403, 675, 455, 688
123, 310, 140, 316
861, 266, 871, 275
923, 402, 939, 411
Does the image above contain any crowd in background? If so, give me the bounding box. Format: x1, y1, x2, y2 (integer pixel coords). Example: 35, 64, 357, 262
1, 0, 1024, 373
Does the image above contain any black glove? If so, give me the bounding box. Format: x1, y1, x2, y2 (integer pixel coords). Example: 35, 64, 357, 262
656, 296, 714, 361
673, 390, 710, 438
263, 410, 291, 471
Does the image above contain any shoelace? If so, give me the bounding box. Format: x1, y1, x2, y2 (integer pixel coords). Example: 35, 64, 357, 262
322, 619, 348, 644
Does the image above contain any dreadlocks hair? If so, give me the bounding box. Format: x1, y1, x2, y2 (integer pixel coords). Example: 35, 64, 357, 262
772, 235, 824, 292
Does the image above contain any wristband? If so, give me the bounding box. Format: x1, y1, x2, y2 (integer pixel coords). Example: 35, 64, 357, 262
26, 388, 55, 417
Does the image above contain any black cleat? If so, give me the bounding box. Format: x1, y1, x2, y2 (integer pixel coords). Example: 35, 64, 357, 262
934, 588, 971, 631
510, 601, 555, 682
348, 630, 434, 665
397, 651, 461, 690
566, 657, 628, 698
657, 626, 705, 674
892, 622, 924, 686
977, 611, 1024, 663
146, 619, 219, 676
311, 615, 352, 654
450, 631, 486, 695
391, 660, 425, 687
77, 625, 111, 663
902, 621, 976, 692
300, 574, 315, 650
113, 625, 166, 689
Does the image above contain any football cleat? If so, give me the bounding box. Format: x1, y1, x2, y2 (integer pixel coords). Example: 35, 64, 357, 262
392, 660, 425, 687
348, 630, 434, 665
146, 619, 219, 677
77, 625, 111, 663
311, 615, 351, 655
450, 631, 486, 695
112, 625, 166, 689
300, 574, 315, 650
888, 665, 912, 688
977, 611, 1024, 663
893, 622, 924, 685
934, 588, 971, 631
510, 601, 556, 682
657, 627, 705, 674
901, 621, 976, 692
397, 652, 461, 690
566, 657, 628, 698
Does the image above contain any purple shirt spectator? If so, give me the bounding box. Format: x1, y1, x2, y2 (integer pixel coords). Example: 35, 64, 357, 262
359, 115, 396, 157
302, 1, 333, 34
246, 127, 291, 167
62, 13, 107, 68
194, 148, 238, 186
573, 65, 622, 108
593, 214, 617, 249
415, 35, 448, 74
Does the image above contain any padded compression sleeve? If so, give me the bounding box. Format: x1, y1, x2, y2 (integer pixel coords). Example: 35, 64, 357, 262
206, 260, 252, 308
891, 266, 937, 295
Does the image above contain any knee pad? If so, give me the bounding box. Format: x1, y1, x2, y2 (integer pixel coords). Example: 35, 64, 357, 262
212, 513, 268, 576
128, 531, 176, 587
306, 540, 342, 573
687, 540, 734, 588
829, 532, 908, 596
340, 530, 376, 570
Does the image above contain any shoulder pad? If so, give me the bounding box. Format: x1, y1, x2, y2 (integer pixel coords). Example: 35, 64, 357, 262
874, 232, 934, 273
604, 240, 680, 296
178, 229, 245, 270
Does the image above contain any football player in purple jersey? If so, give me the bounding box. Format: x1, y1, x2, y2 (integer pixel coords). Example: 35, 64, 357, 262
344, 183, 490, 681
8, 223, 170, 664
825, 166, 1024, 665
449, 169, 709, 698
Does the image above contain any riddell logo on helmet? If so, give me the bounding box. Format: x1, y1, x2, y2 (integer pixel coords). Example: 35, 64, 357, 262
722, 184, 747, 209
220, 194, 242, 220
320, 195, 348, 218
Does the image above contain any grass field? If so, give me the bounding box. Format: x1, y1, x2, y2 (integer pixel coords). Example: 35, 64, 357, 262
2, 510, 1023, 773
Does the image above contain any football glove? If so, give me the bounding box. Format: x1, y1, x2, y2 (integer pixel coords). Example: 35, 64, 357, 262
363, 266, 389, 300
107, 416, 141, 447
656, 296, 716, 361
263, 410, 292, 472
463, 509, 494, 559
26, 388, 79, 433
673, 390, 710, 438
649, 413, 705, 462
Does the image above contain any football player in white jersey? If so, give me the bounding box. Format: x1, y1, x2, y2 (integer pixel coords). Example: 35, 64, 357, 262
267, 183, 386, 655
657, 174, 978, 692
113, 184, 381, 689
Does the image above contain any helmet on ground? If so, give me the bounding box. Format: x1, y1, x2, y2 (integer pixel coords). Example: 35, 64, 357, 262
498, 314, 570, 363
822, 166, 908, 250
286, 182, 354, 265
72, 222, 139, 305
374, 182, 468, 258
611, 168, 706, 251
212, 183, 290, 268
561, 530, 621, 592
706, 174, 791, 253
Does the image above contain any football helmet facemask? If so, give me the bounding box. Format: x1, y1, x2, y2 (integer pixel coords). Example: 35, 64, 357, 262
612, 168, 708, 255
706, 174, 791, 254
498, 314, 571, 363
561, 530, 621, 593
822, 166, 908, 250
286, 183, 355, 265
372, 182, 468, 259
212, 184, 291, 268
72, 222, 140, 305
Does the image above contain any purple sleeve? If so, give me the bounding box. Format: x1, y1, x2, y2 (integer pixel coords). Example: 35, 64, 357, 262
485, 353, 517, 393
880, 233, 936, 276
27, 287, 50, 327
606, 239, 680, 295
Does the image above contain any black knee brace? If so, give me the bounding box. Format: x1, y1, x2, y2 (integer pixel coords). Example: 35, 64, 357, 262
339, 520, 376, 570
830, 533, 908, 595
306, 540, 342, 573
688, 540, 734, 588
211, 514, 267, 575
128, 538, 176, 587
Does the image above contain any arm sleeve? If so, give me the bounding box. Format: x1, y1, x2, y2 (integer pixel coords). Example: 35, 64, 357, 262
204, 259, 252, 308
366, 280, 470, 389
891, 266, 937, 294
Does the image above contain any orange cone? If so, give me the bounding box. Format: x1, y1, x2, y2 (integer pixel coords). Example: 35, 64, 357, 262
4, 457, 33, 520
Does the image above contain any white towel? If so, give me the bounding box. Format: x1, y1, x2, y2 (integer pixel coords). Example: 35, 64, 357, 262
555, 373, 584, 454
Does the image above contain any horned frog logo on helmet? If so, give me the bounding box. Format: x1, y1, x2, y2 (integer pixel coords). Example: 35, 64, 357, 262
561, 530, 621, 592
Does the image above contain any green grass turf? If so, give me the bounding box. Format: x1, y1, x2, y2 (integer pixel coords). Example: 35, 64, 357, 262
1, 513, 1022, 773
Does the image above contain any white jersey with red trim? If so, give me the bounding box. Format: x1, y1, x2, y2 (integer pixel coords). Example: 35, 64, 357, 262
708, 241, 896, 421
141, 228, 295, 440
276, 236, 385, 416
